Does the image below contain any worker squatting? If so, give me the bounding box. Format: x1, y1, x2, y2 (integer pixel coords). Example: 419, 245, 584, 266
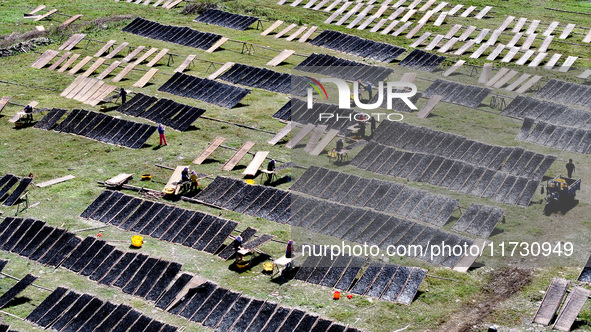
301, 241, 487, 261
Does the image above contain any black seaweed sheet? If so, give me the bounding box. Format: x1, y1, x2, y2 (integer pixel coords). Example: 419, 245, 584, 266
56, 236, 96, 269
80, 244, 115, 276
110, 310, 141, 332
177, 282, 217, 318
380, 266, 411, 302
202, 291, 241, 328
214, 296, 251, 332
50, 293, 93, 331
36, 291, 81, 328
70, 240, 107, 272
230, 299, 265, 331
350, 262, 382, 295
156, 273, 193, 309
278, 309, 305, 332
0, 274, 37, 309
113, 254, 148, 289
90, 249, 123, 282
396, 268, 426, 305
261, 307, 291, 332
99, 252, 138, 286
26, 287, 68, 323
61, 297, 104, 331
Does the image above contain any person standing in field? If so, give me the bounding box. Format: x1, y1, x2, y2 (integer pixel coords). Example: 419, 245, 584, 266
158, 123, 167, 146
566, 159, 575, 178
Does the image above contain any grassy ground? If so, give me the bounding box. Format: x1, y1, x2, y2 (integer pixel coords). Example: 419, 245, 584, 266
1, 0, 591, 331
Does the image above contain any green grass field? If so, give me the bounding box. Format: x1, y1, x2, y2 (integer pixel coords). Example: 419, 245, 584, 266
1, 0, 591, 331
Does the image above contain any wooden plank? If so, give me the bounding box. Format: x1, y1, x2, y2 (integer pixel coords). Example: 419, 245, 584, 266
418, 0, 436, 11
512, 17, 527, 33
164, 0, 183, 9
274, 23, 297, 38
401, 72, 417, 83
111, 62, 137, 82
358, 12, 380, 30
63, 34, 86, 51
453, 40, 475, 55
298, 26, 317, 42
8, 101, 39, 123
26, 5, 46, 16
486, 43, 506, 61
121, 45, 145, 63
205, 37, 228, 53
35, 26, 45, 31
0, 97, 12, 114
133, 68, 158, 88
478, 63, 493, 84
75, 79, 104, 102
497, 15, 515, 32
194, 137, 226, 164
60, 76, 85, 97
242, 151, 270, 176
347, 5, 373, 28
543, 21, 559, 36
444, 24, 462, 39
68, 56, 93, 75
533, 278, 570, 325
505, 73, 531, 91
554, 287, 591, 331
473, 28, 490, 43
57, 53, 80, 73
67, 78, 95, 99
48, 52, 72, 70
406, 22, 424, 38
267, 50, 295, 66
460, 5, 476, 17
392, 21, 412, 37
312, 0, 330, 10
324, 0, 342, 12
425, 34, 444, 50
452, 239, 488, 273
438, 37, 458, 53
431, 2, 448, 13
370, 19, 388, 33
31, 50, 59, 69
59, 14, 82, 28
132, 47, 158, 65
94, 40, 117, 57
410, 32, 431, 47
285, 26, 308, 41
163, 166, 188, 192
285, 123, 315, 149
506, 33, 523, 48
417, 94, 441, 119
310, 129, 339, 156
526, 19, 540, 34
401, 9, 417, 23
81, 58, 106, 77
407, 0, 422, 10
543, 53, 562, 69
87, 84, 117, 106
174, 54, 196, 73
500, 46, 520, 63
335, 3, 363, 25
492, 70, 519, 88
577, 69, 591, 79
515, 75, 542, 93
583, 29, 591, 43
380, 20, 400, 35
558, 56, 577, 73
152, 0, 166, 7
521, 33, 537, 50
268, 123, 292, 145
304, 125, 327, 153
207, 62, 235, 80
528, 52, 547, 67
487, 29, 503, 44
146, 48, 169, 67
474, 5, 491, 19
96, 61, 121, 80
104, 42, 129, 59
559, 23, 575, 40
222, 141, 256, 171
37, 175, 76, 188
442, 60, 465, 76
290, 0, 305, 6
433, 11, 447, 26
58, 35, 79, 50
448, 4, 463, 15
387, 6, 406, 20
486, 67, 510, 86
105, 173, 134, 186
325, 2, 351, 24
471, 43, 490, 59
538, 35, 553, 52
515, 50, 535, 65
303, 0, 318, 9
261, 20, 283, 36
34, 9, 57, 21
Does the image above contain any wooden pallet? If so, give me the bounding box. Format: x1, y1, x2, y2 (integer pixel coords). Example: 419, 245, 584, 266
94, 40, 117, 57
261, 20, 284, 36
553, 287, 591, 331
104, 42, 129, 59
174, 54, 196, 73
68, 56, 94, 75
207, 62, 234, 80
194, 137, 226, 164
417, 95, 442, 119
60, 34, 86, 51
285, 123, 314, 149
222, 141, 256, 171
37, 175, 75, 188
60, 76, 85, 97
111, 63, 137, 82
533, 278, 569, 325
146, 48, 169, 67
34, 9, 57, 21
310, 128, 339, 156
31, 50, 60, 69
243, 151, 270, 176
205, 37, 228, 53
105, 173, 133, 187
268, 122, 292, 145
59, 14, 83, 28
132, 68, 158, 88
81, 58, 106, 77
267, 50, 295, 66
57, 53, 81, 73
132, 47, 158, 65
47, 52, 72, 70
88, 84, 117, 106
121, 45, 145, 63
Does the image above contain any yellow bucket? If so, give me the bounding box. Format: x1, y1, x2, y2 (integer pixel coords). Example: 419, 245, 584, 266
164, 188, 175, 194
131, 235, 143, 248
245, 179, 255, 185
263, 262, 274, 272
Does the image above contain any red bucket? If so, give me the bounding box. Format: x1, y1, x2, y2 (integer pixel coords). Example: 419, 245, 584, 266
334, 291, 340, 300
